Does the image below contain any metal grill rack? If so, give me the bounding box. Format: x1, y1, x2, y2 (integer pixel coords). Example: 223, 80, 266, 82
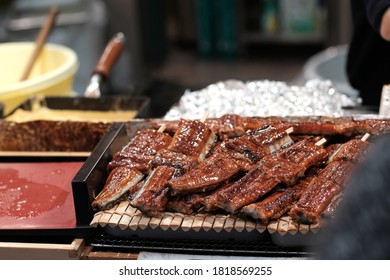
89, 233, 312, 258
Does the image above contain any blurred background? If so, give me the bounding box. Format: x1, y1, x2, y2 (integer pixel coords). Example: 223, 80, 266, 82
0, 0, 353, 117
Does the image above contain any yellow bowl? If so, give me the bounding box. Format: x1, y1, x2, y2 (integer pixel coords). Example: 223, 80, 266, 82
0, 42, 79, 115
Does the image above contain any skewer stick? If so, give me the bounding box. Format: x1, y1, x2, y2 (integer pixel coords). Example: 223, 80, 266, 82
118, 214, 132, 230
181, 215, 195, 232
191, 214, 206, 232
244, 219, 256, 232
361, 133, 370, 142
234, 218, 246, 233
157, 124, 166, 133
202, 215, 215, 232
224, 217, 235, 232
129, 214, 142, 231
285, 127, 294, 134
299, 223, 310, 235
255, 221, 267, 233
200, 111, 210, 123
149, 216, 162, 229
90, 212, 103, 227
315, 138, 327, 146
287, 217, 299, 235
212, 215, 227, 233
160, 213, 174, 231
267, 220, 279, 234
277, 218, 289, 236
169, 214, 184, 231
138, 215, 151, 230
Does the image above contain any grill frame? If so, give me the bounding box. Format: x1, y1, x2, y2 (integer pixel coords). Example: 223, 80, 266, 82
89, 232, 313, 258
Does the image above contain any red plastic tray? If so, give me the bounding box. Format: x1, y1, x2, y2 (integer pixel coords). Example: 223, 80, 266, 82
0, 162, 84, 230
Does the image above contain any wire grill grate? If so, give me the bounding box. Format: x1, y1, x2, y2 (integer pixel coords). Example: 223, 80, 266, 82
89, 233, 312, 258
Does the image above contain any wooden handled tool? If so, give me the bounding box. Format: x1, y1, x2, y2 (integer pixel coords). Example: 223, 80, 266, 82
84, 32, 125, 98
20, 6, 59, 81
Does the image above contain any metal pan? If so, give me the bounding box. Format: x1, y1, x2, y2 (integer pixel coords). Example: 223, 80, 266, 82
2, 95, 150, 119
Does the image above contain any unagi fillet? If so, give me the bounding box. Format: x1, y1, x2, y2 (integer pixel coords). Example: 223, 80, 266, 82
321, 192, 343, 220
257, 156, 303, 185
150, 116, 390, 138
204, 139, 328, 213
289, 161, 354, 224
241, 175, 314, 224
112, 129, 172, 161
289, 137, 370, 224
214, 114, 246, 139
107, 153, 155, 173
244, 126, 294, 153
169, 126, 293, 195
329, 139, 370, 163
150, 149, 199, 176
130, 165, 176, 216
203, 166, 281, 213
108, 129, 172, 172
92, 166, 144, 210
165, 193, 207, 215
169, 153, 241, 195
277, 138, 329, 167
167, 118, 216, 161
216, 136, 268, 171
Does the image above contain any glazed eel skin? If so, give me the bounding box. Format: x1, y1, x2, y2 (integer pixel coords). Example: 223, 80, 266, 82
241, 172, 316, 224
169, 126, 294, 196
203, 138, 328, 213
92, 128, 171, 210
129, 119, 216, 214
289, 139, 370, 224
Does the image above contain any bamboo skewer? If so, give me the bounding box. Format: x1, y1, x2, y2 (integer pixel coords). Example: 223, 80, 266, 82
90, 212, 103, 227
170, 214, 184, 231
277, 218, 289, 236
181, 215, 195, 232
149, 216, 162, 229
267, 220, 279, 234
213, 215, 227, 233
191, 214, 206, 232
361, 133, 370, 142
255, 221, 267, 233
202, 215, 215, 232
286, 217, 299, 235
160, 213, 174, 231
244, 219, 256, 232
299, 223, 310, 235
138, 215, 152, 230
129, 214, 142, 230
118, 214, 132, 230
285, 127, 294, 134
315, 138, 327, 146
234, 217, 246, 233
157, 124, 167, 133
200, 112, 210, 123
98, 207, 117, 227
224, 216, 236, 232
108, 212, 123, 228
